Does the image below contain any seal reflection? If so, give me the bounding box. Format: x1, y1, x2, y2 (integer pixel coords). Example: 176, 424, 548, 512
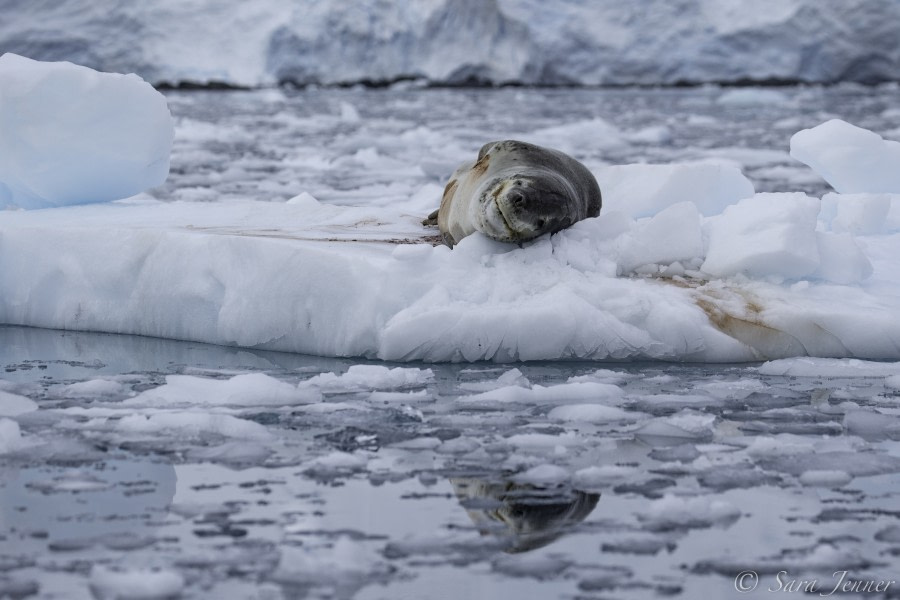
450, 477, 599, 553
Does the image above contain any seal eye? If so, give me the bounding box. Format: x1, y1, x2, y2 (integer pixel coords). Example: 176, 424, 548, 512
535, 219, 545, 228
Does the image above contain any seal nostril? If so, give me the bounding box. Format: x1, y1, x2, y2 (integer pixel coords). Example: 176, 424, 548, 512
508, 191, 526, 206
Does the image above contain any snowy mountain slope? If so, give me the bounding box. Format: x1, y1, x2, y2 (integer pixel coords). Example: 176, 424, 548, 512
2, 0, 898, 87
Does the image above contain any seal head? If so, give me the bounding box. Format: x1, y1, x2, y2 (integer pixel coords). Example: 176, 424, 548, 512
427, 140, 601, 247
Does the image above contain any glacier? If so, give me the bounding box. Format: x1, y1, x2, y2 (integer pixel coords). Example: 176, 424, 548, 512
1, 0, 899, 88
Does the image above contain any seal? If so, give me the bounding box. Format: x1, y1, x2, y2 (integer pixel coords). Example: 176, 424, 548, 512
424, 140, 602, 247
450, 477, 599, 553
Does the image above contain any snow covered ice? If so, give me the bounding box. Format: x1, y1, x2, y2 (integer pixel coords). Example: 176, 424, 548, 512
0, 54, 173, 210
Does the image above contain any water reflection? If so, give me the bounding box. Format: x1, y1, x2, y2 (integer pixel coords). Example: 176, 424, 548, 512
0, 459, 176, 549
451, 478, 599, 553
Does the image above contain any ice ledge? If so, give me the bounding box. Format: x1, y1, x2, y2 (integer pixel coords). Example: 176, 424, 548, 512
1, 200, 898, 363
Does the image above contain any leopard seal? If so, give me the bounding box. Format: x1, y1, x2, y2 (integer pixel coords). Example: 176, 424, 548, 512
424, 140, 602, 247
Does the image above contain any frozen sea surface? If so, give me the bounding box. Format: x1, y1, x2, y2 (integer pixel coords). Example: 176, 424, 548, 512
2, 86, 900, 599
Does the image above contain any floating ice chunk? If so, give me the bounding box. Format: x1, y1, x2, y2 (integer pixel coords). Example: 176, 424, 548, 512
124, 373, 315, 407
301, 451, 368, 476
843, 409, 900, 441
54, 378, 129, 398
635, 411, 717, 441
0, 54, 173, 210
618, 202, 703, 272
573, 465, 638, 489
702, 192, 821, 280
436, 436, 481, 455
89, 565, 184, 600
758, 357, 900, 377
274, 537, 391, 589
820, 192, 891, 235
596, 161, 754, 219
638, 494, 741, 531
693, 379, 768, 400
790, 120, 900, 193
547, 404, 635, 424
745, 435, 815, 457
798, 469, 852, 487
504, 432, 583, 450
717, 88, 791, 106
460, 382, 624, 405
0, 390, 38, 416
117, 412, 273, 440
187, 441, 271, 465
303, 365, 434, 391
491, 554, 573, 580
0, 418, 24, 454
514, 464, 571, 486
568, 369, 638, 386
368, 389, 430, 403
458, 368, 531, 392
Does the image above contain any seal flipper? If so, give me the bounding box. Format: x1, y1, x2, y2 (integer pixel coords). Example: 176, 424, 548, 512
422, 209, 440, 227
441, 231, 455, 248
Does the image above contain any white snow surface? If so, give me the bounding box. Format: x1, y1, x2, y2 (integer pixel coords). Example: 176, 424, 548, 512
2, 1, 899, 87
0, 54, 173, 210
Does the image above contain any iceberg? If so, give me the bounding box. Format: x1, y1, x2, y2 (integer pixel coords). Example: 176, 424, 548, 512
2, 0, 899, 88
0, 53, 173, 210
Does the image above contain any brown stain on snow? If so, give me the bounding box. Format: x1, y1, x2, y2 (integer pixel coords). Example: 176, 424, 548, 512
656, 276, 809, 359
